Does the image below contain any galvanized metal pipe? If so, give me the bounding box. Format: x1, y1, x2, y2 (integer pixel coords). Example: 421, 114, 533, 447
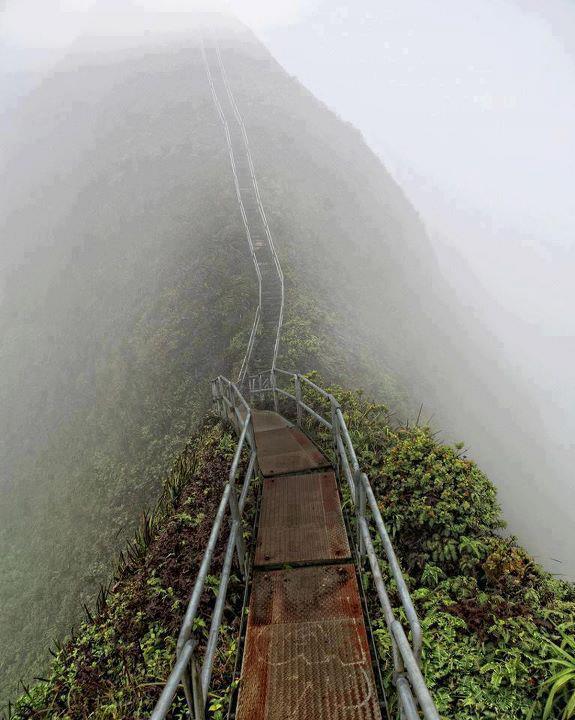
239, 450, 257, 511
295, 374, 303, 427
361, 474, 422, 662
200, 519, 239, 696
273, 386, 296, 402
299, 375, 333, 399
356, 472, 367, 558
392, 622, 440, 720
336, 432, 355, 497
176, 485, 231, 656
228, 418, 250, 483
150, 637, 196, 720
228, 480, 246, 574
396, 675, 420, 720
335, 407, 360, 472
299, 400, 332, 429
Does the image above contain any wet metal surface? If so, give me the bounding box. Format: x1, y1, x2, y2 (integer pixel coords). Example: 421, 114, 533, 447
236, 565, 382, 720
254, 424, 329, 477
255, 472, 351, 567
252, 410, 292, 432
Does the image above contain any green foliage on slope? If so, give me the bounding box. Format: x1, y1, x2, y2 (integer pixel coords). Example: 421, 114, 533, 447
8, 417, 245, 720
8, 381, 575, 720
312, 384, 575, 720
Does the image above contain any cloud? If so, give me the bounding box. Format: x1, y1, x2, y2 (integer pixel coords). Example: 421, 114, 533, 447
1, 0, 318, 51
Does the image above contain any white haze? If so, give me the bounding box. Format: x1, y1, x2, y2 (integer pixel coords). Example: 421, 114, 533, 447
1, 0, 573, 575
262, 0, 575, 576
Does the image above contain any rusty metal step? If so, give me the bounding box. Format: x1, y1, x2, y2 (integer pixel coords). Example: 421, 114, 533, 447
236, 565, 382, 720
253, 424, 330, 477
255, 471, 351, 567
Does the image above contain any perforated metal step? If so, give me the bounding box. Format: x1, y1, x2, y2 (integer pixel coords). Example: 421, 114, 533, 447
236, 565, 382, 720
253, 424, 330, 477
255, 471, 350, 567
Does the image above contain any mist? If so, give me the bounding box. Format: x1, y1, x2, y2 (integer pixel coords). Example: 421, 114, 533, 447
256, 0, 575, 577
0, 0, 574, 705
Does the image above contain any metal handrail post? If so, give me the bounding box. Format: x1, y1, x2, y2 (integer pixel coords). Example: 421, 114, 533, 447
191, 653, 205, 720
356, 471, 367, 559
331, 398, 341, 478
228, 482, 246, 577
211, 379, 218, 415
271, 369, 279, 412
294, 374, 303, 427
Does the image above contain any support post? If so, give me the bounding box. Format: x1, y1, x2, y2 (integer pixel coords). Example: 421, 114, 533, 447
271, 369, 279, 413
228, 482, 246, 578
295, 374, 303, 427
190, 653, 205, 720
356, 472, 367, 560
331, 399, 341, 478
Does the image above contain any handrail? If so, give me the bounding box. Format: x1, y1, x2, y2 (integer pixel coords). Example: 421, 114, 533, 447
246, 367, 440, 720
201, 41, 264, 389
150, 377, 256, 720
212, 42, 285, 382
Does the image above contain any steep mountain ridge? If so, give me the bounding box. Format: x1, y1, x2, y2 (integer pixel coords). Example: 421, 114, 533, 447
0, 20, 548, 705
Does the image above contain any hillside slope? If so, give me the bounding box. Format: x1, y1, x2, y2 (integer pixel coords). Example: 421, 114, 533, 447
7, 389, 575, 720
0, 19, 551, 704
0, 28, 409, 702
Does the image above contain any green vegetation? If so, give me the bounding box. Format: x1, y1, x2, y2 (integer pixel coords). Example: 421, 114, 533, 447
302, 383, 575, 720
8, 381, 574, 720
7, 418, 247, 720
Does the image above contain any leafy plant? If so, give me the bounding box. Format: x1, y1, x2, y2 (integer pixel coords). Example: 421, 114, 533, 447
531, 623, 575, 720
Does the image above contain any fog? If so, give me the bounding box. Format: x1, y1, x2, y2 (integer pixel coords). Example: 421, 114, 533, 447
1, 0, 573, 581
258, 0, 575, 577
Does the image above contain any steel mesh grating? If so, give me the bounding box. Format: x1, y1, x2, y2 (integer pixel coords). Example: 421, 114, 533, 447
236, 565, 382, 720
255, 472, 351, 566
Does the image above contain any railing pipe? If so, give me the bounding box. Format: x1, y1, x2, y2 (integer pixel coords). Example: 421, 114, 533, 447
295, 374, 303, 427
336, 408, 360, 472
396, 676, 420, 720
356, 471, 367, 559
271, 369, 279, 412
200, 519, 240, 696
239, 450, 257, 510
150, 638, 197, 720
336, 432, 355, 497
228, 481, 246, 575
392, 623, 440, 720
361, 474, 422, 662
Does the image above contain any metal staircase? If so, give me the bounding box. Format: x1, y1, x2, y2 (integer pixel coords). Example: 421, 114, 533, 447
150, 38, 439, 720
202, 41, 284, 385
150, 370, 440, 720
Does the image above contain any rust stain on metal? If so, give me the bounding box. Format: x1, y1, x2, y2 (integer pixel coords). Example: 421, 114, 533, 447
254, 423, 329, 477
255, 472, 351, 566
236, 565, 382, 720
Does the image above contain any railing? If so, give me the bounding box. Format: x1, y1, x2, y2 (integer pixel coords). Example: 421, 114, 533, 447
214, 43, 285, 381
151, 368, 439, 720
247, 368, 440, 720
201, 41, 264, 388
150, 377, 257, 720
203, 39, 285, 388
